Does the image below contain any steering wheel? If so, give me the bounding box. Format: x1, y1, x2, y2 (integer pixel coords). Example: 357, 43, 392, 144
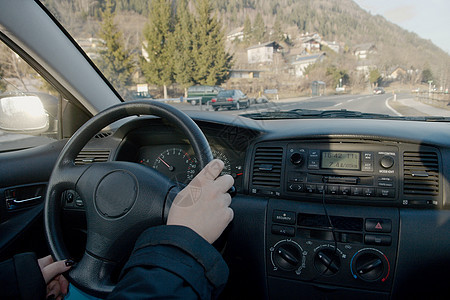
44, 101, 213, 298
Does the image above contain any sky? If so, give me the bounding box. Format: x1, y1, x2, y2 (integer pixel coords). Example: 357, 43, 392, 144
353, 0, 450, 54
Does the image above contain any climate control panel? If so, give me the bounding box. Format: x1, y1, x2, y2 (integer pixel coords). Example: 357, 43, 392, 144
267, 199, 399, 293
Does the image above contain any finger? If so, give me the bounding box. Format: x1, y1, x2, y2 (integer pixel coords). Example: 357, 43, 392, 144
197, 159, 224, 181
226, 207, 234, 223
46, 279, 60, 298
58, 272, 70, 295
220, 193, 232, 207
214, 174, 234, 193
42, 260, 72, 284
38, 255, 53, 269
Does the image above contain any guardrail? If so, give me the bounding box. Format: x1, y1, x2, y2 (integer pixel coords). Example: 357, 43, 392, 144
413, 92, 450, 109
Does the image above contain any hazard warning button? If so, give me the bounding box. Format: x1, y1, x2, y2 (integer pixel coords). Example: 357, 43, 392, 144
365, 218, 392, 233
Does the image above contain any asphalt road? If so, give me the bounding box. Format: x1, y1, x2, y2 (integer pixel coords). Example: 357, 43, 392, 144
175, 93, 400, 116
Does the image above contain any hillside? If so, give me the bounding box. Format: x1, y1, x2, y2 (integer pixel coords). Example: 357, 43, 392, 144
214, 0, 449, 78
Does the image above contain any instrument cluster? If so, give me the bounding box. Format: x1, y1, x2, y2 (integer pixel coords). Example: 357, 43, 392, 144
136, 143, 245, 190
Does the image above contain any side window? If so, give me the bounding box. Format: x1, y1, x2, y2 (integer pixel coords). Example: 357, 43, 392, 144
0, 39, 65, 151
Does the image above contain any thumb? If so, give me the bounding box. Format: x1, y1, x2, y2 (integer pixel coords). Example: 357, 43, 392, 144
41, 260, 72, 284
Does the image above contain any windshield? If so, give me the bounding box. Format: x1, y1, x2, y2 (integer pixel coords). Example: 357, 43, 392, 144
40, 0, 449, 119
218, 90, 234, 97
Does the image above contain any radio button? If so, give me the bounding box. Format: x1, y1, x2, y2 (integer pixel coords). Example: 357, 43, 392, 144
377, 188, 395, 198
305, 184, 316, 193
327, 185, 339, 195
340, 186, 351, 195
308, 159, 319, 170
363, 152, 374, 161
288, 183, 304, 192
316, 184, 325, 194
309, 149, 320, 158
351, 187, 363, 196
363, 188, 375, 197
378, 181, 394, 187
362, 162, 374, 172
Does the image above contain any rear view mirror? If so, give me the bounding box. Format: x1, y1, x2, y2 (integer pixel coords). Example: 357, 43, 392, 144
0, 94, 49, 133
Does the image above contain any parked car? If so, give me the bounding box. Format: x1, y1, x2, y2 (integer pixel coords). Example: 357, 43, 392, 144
373, 87, 385, 94
211, 89, 250, 110
186, 85, 222, 105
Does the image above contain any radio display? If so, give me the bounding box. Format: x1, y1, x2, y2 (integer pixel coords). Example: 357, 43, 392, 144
321, 151, 360, 170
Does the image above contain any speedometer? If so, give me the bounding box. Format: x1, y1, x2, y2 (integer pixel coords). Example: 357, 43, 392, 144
152, 148, 197, 183
212, 150, 231, 175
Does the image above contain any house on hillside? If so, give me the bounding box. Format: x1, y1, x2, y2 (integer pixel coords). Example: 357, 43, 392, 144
227, 27, 244, 42
353, 43, 376, 59
247, 41, 283, 64
289, 52, 326, 77
388, 67, 407, 80
322, 41, 341, 53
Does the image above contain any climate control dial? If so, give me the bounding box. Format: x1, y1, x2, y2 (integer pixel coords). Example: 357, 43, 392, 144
351, 248, 390, 282
270, 240, 306, 275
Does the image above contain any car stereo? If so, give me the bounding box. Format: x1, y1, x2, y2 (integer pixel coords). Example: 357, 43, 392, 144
285, 143, 399, 201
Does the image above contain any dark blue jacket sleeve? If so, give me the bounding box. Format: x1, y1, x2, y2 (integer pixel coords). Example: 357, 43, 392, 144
0, 252, 46, 300
107, 225, 229, 300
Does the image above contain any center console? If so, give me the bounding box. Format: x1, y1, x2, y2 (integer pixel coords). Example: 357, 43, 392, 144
267, 199, 399, 298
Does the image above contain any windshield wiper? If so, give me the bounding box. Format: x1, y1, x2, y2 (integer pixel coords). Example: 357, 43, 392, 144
241, 109, 450, 122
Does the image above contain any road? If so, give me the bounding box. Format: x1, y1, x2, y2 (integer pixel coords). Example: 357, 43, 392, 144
175, 93, 402, 116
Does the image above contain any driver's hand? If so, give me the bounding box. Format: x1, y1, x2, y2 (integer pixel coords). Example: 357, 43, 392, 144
38, 255, 73, 299
167, 159, 234, 244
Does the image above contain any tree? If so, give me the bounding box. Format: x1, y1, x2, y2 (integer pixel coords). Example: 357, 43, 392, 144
273, 15, 283, 43
142, 0, 175, 98
173, 0, 195, 97
421, 68, 433, 83
253, 12, 265, 42
369, 69, 382, 87
192, 0, 232, 86
243, 15, 252, 45
97, 0, 134, 98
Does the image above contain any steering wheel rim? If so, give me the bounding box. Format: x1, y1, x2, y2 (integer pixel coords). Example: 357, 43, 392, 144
44, 100, 213, 297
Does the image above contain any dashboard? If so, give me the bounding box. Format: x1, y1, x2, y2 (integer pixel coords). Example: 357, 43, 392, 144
64, 113, 450, 299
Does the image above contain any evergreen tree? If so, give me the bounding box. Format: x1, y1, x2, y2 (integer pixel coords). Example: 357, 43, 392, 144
369, 69, 382, 87
142, 0, 175, 98
97, 0, 134, 98
243, 15, 252, 45
273, 15, 283, 43
421, 68, 433, 83
192, 0, 232, 86
253, 12, 265, 42
173, 0, 195, 97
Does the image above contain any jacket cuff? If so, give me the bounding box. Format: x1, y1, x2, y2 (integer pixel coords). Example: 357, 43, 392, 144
125, 225, 229, 292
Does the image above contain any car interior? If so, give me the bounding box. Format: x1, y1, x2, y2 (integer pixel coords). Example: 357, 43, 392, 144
0, 1, 449, 299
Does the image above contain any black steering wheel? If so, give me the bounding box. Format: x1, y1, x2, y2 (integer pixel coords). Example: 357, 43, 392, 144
44, 101, 213, 298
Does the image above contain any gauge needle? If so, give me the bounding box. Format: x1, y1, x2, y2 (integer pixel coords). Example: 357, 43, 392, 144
158, 157, 174, 171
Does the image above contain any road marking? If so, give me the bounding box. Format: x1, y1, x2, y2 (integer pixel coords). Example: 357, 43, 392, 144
333, 102, 343, 107
385, 96, 402, 116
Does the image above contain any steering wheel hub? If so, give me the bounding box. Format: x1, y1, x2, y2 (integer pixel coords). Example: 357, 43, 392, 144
94, 170, 137, 218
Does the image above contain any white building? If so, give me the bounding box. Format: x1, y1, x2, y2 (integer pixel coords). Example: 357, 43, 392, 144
247, 41, 283, 64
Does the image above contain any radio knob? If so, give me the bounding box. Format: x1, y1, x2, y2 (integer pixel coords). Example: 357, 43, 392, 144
380, 155, 394, 169
290, 153, 304, 166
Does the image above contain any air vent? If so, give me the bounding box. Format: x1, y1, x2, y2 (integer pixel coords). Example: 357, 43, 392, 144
252, 146, 283, 188
94, 131, 112, 139
403, 151, 439, 196
75, 149, 110, 165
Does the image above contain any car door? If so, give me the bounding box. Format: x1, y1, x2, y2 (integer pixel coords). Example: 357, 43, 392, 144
0, 38, 91, 261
